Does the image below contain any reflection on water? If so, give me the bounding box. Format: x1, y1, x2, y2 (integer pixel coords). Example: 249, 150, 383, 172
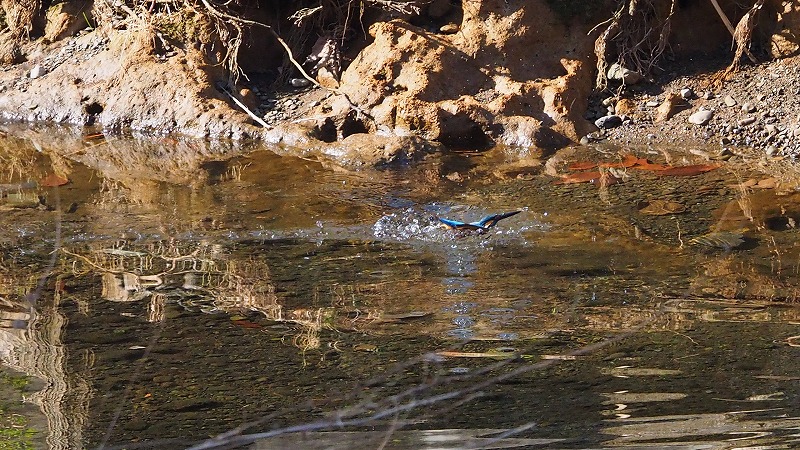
1, 127, 800, 448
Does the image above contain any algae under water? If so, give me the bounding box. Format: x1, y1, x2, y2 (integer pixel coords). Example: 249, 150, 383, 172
2, 128, 800, 449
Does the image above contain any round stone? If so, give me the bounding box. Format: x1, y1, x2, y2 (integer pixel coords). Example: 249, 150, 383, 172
688, 109, 714, 125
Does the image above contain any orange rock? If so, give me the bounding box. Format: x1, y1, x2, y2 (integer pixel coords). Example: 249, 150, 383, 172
655, 92, 684, 122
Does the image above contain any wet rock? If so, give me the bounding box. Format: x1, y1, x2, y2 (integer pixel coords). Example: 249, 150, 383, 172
0, 28, 258, 139
688, 109, 714, 125
497, 115, 570, 149
314, 133, 443, 168
289, 78, 312, 88
594, 114, 622, 129
607, 63, 643, 85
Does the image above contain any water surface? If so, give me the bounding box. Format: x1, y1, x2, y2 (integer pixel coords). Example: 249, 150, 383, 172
2, 127, 800, 449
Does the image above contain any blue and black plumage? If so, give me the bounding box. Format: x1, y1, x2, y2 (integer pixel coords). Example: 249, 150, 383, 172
438, 211, 521, 233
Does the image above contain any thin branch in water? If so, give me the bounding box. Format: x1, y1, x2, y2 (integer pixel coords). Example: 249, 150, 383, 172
217, 84, 271, 129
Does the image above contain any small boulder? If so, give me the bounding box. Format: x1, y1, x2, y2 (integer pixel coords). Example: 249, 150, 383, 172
289, 78, 312, 88
30, 65, 45, 79
655, 92, 683, 122
316, 67, 339, 89
594, 114, 622, 129
607, 63, 642, 85
614, 98, 638, 116
688, 109, 714, 125
45, 1, 92, 42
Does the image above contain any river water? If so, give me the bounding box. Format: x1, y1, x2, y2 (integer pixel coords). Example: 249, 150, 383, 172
2, 126, 800, 449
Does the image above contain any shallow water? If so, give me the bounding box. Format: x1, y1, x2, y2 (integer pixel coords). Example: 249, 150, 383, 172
2, 127, 800, 449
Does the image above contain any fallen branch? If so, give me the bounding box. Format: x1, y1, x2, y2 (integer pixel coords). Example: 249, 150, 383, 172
218, 84, 272, 129
198, 0, 318, 87
197, 0, 374, 126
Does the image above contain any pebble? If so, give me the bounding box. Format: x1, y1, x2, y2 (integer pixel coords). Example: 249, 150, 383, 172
738, 117, 756, 126
724, 95, 737, 107
439, 23, 459, 34
289, 78, 311, 88
645, 100, 660, 107
688, 109, 714, 125
701, 91, 714, 100
29, 65, 44, 79
766, 145, 779, 157
741, 102, 756, 113
595, 114, 623, 129
680, 88, 694, 99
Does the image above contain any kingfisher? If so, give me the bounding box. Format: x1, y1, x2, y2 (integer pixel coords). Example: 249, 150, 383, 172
438, 211, 521, 233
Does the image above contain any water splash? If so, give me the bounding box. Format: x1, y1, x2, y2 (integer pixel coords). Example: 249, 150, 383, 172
371, 207, 448, 242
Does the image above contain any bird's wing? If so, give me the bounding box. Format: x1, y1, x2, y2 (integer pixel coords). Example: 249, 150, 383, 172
476, 210, 521, 228
438, 217, 484, 231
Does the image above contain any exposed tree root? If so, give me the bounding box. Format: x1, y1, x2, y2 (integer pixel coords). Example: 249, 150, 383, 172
708, 0, 766, 89
593, 0, 677, 91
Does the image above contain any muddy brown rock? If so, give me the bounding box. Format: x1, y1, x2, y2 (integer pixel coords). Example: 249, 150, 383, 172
0, 29, 258, 138
655, 92, 685, 123
614, 98, 638, 116
44, 0, 92, 42
331, 0, 596, 152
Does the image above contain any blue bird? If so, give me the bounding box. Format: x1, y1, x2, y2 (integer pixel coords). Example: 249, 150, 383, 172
438, 211, 521, 233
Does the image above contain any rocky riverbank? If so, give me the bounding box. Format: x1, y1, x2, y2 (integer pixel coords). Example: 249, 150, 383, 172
1, 0, 800, 170
590, 55, 800, 161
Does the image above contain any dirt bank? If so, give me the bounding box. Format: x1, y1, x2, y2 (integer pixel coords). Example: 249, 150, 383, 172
1, 1, 799, 168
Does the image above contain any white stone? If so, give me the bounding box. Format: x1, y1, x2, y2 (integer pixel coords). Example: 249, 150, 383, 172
289, 78, 312, 88
29, 65, 44, 79
688, 109, 714, 125
607, 63, 642, 85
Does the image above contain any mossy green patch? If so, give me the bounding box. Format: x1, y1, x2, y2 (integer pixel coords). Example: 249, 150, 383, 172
0, 370, 38, 449
0, 373, 30, 392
